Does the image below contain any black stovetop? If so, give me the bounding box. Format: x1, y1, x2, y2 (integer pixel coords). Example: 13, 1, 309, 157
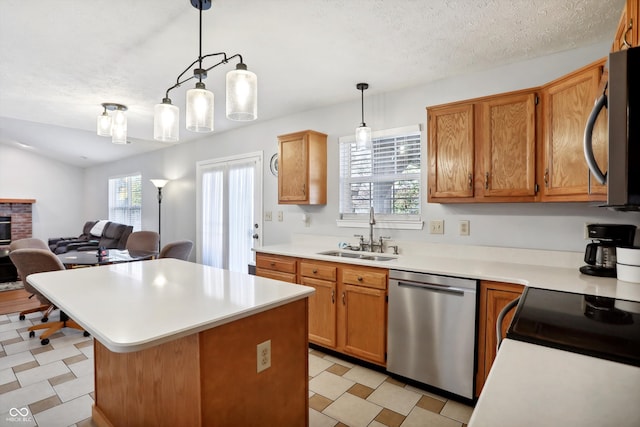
507, 287, 640, 367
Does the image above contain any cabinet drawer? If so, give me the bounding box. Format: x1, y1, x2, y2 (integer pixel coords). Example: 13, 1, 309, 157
256, 268, 297, 284
256, 255, 297, 274
300, 262, 337, 281
342, 268, 387, 290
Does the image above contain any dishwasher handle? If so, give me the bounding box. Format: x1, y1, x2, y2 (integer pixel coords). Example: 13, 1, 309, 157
496, 297, 520, 352
396, 280, 467, 296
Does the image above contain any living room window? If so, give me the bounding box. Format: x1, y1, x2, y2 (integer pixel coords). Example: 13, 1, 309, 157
108, 174, 142, 231
338, 125, 423, 229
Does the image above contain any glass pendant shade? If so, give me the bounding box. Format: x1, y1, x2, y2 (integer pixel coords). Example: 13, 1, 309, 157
186, 83, 214, 132
111, 109, 128, 144
226, 65, 257, 121
97, 112, 112, 136
356, 125, 372, 150
154, 100, 180, 142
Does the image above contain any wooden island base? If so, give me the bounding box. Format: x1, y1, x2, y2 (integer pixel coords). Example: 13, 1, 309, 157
91, 299, 309, 427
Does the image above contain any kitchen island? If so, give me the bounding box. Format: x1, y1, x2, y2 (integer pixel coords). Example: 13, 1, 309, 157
27, 258, 315, 427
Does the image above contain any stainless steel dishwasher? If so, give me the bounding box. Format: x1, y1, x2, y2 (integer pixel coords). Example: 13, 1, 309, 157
387, 270, 477, 399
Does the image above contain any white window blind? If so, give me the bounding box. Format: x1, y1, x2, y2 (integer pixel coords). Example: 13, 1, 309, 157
339, 125, 422, 222
108, 174, 142, 231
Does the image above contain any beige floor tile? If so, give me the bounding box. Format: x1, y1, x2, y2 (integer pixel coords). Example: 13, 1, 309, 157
0, 367, 17, 386
367, 381, 421, 416
0, 380, 56, 411
342, 365, 387, 389
309, 393, 333, 412
347, 383, 374, 399
416, 394, 446, 414
309, 408, 338, 427
326, 363, 350, 376
323, 355, 355, 369
323, 392, 383, 427
402, 406, 463, 427
309, 353, 335, 377
16, 360, 70, 387
29, 394, 62, 415
33, 344, 81, 365
440, 399, 474, 424
33, 394, 93, 427
309, 371, 355, 400
0, 351, 35, 371
48, 371, 77, 387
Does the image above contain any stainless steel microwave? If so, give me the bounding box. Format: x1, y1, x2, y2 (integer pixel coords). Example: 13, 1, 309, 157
584, 46, 640, 211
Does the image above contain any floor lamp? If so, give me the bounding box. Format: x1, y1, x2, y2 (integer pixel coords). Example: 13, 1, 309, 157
150, 179, 169, 250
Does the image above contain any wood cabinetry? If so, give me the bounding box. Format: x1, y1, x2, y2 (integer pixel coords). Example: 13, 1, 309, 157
427, 89, 537, 203
338, 266, 388, 365
255, 253, 297, 283
277, 130, 327, 205
300, 260, 337, 348
613, 0, 639, 51
540, 59, 607, 201
475, 281, 524, 397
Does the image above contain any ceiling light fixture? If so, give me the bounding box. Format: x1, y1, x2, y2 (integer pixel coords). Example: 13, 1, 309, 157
355, 83, 371, 150
153, 0, 258, 143
97, 103, 129, 144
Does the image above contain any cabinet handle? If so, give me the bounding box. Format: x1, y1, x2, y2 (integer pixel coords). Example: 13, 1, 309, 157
312, 269, 318, 274
302, 183, 306, 196
544, 168, 549, 187
623, 18, 633, 49
357, 276, 363, 282
331, 289, 335, 304
484, 172, 490, 190
468, 173, 473, 189
342, 292, 346, 305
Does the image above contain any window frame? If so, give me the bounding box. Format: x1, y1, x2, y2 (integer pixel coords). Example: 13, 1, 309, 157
337, 125, 424, 230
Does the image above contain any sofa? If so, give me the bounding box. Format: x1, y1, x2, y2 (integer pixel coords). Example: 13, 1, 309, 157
49, 221, 133, 254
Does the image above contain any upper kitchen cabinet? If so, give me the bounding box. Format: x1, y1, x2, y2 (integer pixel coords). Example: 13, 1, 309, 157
277, 130, 327, 205
612, 0, 639, 51
427, 89, 538, 203
540, 59, 607, 201
427, 103, 475, 202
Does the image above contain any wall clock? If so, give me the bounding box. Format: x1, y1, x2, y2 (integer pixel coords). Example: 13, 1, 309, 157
270, 153, 278, 177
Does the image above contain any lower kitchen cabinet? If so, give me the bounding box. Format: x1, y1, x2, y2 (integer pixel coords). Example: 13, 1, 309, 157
475, 280, 524, 396
255, 253, 297, 283
300, 260, 338, 348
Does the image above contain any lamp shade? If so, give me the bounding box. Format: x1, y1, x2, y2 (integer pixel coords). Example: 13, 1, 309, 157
97, 112, 112, 136
154, 100, 180, 142
150, 179, 169, 189
186, 83, 214, 132
356, 125, 372, 150
111, 109, 128, 144
226, 65, 257, 121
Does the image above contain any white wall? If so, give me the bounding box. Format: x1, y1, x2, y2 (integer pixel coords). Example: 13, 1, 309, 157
0, 144, 84, 241
83, 42, 640, 253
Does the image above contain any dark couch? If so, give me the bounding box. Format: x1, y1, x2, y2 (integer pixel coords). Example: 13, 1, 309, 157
48, 220, 98, 253
49, 221, 133, 254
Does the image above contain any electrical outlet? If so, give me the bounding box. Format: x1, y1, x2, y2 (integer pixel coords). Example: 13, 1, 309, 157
257, 340, 271, 373
277, 211, 283, 222
264, 211, 272, 221
459, 220, 470, 236
429, 220, 444, 234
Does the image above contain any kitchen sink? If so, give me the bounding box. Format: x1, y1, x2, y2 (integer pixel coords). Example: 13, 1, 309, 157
317, 251, 397, 262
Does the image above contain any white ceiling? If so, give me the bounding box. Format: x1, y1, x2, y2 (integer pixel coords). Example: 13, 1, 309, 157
0, 0, 624, 167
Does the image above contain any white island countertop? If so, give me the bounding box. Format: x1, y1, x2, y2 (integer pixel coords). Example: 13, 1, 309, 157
27, 258, 314, 353
255, 242, 640, 302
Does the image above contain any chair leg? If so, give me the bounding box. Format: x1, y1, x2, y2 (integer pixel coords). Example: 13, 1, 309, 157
26, 312, 89, 344
18, 304, 51, 320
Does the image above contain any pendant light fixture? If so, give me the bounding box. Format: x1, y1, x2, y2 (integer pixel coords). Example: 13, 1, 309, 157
96, 103, 128, 144
355, 83, 371, 150
153, 0, 258, 142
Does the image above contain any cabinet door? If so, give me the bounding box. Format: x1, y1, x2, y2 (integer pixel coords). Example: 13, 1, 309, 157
613, 0, 639, 51
542, 62, 607, 201
301, 276, 337, 348
278, 134, 308, 202
476, 281, 524, 397
427, 103, 475, 201
478, 92, 537, 198
339, 284, 387, 365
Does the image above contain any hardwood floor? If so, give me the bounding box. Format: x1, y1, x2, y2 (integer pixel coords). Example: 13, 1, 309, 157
0, 288, 41, 315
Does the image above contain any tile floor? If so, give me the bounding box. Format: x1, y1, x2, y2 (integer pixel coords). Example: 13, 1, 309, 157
0, 311, 473, 427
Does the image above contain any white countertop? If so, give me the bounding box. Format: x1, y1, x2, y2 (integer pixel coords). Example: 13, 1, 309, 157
255, 242, 640, 302
469, 339, 640, 427
27, 258, 314, 353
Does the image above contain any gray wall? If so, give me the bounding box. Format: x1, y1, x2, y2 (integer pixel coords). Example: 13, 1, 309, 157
82, 41, 640, 253
0, 144, 85, 241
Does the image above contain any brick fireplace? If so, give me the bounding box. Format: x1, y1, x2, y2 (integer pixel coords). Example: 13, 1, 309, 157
0, 198, 35, 245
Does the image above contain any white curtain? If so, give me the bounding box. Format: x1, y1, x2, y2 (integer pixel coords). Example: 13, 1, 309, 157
201, 159, 256, 272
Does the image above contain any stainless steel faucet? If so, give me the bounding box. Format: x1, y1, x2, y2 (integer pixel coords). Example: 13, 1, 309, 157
369, 206, 375, 251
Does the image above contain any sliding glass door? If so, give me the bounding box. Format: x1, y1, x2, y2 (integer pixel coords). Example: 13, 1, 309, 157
197, 152, 262, 272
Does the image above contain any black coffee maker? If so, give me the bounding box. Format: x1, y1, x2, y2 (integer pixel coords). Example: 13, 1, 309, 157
580, 224, 637, 277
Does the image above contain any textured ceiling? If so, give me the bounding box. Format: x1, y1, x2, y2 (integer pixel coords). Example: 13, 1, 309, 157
0, 0, 625, 167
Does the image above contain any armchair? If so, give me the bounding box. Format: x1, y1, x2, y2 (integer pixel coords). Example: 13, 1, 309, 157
9, 248, 89, 345
159, 240, 193, 261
